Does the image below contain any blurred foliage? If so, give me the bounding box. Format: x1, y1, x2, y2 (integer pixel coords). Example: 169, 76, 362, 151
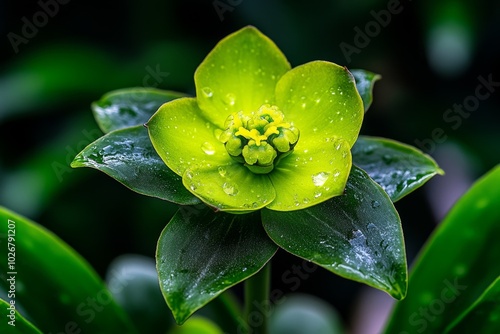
1, 0, 499, 330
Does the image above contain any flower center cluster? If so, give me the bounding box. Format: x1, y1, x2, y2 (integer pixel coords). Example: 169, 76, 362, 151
220, 104, 300, 174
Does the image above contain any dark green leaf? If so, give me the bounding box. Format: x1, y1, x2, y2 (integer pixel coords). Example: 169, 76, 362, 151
0, 207, 137, 333
157, 206, 277, 324
92, 88, 187, 133
350, 69, 381, 112
71, 125, 199, 205
445, 276, 500, 334
262, 166, 407, 299
384, 165, 500, 334
0, 298, 42, 334
352, 136, 444, 201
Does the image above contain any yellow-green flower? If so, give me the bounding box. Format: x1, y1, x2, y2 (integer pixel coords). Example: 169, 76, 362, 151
147, 26, 363, 212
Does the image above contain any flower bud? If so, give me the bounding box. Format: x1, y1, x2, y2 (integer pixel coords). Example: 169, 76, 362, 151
220, 104, 300, 174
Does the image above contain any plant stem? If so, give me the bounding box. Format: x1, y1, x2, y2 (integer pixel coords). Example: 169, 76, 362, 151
244, 262, 271, 334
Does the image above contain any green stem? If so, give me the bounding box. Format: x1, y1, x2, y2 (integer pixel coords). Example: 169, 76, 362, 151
244, 262, 271, 334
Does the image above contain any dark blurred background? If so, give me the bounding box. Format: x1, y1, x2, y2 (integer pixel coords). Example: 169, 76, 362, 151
1, 0, 499, 332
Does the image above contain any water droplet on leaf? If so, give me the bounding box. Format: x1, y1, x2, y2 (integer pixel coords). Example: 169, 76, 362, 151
218, 166, 227, 177
202, 87, 213, 98
201, 142, 215, 155
223, 182, 239, 196
312, 172, 330, 187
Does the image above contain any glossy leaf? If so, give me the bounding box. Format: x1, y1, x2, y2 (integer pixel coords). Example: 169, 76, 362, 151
262, 166, 407, 299
445, 276, 500, 333
268, 137, 351, 211
352, 136, 444, 202
195, 26, 291, 129
275, 61, 364, 149
92, 87, 187, 133
351, 69, 381, 112
0, 298, 42, 334
0, 207, 137, 333
71, 125, 199, 205
384, 165, 500, 334
157, 206, 278, 324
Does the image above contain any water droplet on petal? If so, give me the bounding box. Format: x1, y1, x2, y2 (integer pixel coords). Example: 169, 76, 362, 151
223, 182, 239, 196
312, 172, 330, 187
202, 87, 213, 98
201, 142, 215, 155
224, 93, 236, 106
218, 166, 227, 177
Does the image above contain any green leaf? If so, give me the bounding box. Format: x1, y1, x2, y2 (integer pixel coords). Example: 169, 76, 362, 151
147, 97, 275, 211
71, 125, 199, 205
350, 69, 381, 112
275, 61, 364, 149
352, 136, 444, 202
269, 294, 345, 334
262, 166, 407, 299
0, 298, 42, 334
92, 87, 187, 133
156, 206, 278, 324
194, 26, 291, 129
384, 165, 500, 334
445, 276, 500, 333
0, 207, 137, 333
268, 137, 351, 211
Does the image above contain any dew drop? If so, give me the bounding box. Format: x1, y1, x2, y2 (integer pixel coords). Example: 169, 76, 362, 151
312, 172, 330, 187
224, 93, 236, 106
202, 87, 213, 98
371, 200, 381, 208
333, 169, 341, 178
218, 166, 227, 177
314, 191, 322, 198
303, 197, 310, 204
223, 182, 239, 196
201, 142, 215, 155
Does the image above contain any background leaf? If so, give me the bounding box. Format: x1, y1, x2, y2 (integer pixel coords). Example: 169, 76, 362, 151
0, 298, 42, 334
71, 125, 199, 205
262, 166, 407, 299
352, 136, 444, 201
157, 206, 277, 324
350, 69, 381, 113
268, 294, 345, 334
445, 276, 500, 333
384, 165, 500, 333
92, 88, 187, 133
0, 207, 137, 333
